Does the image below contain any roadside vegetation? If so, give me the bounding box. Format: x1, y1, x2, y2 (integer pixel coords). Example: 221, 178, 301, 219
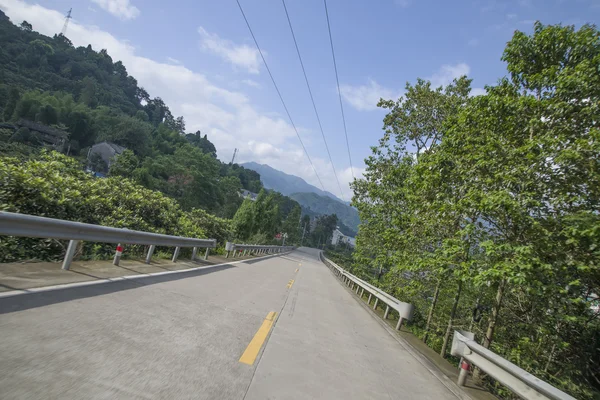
347, 23, 599, 399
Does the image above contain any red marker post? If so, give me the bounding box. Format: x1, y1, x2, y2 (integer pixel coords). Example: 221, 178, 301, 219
457, 359, 470, 386
113, 243, 123, 266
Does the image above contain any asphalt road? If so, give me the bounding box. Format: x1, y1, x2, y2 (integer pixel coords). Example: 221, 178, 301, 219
0, 248, 459, 399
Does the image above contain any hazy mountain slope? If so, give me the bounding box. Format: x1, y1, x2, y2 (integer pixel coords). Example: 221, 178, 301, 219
289, 192, 359, 236
241, 162, 341, 201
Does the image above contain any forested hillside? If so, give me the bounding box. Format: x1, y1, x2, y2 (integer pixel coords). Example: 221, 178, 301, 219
0, 11, 324, 252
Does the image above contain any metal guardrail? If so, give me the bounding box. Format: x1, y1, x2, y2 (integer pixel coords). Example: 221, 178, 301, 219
320, 253, 415, 329
225, 242, 293, 258
451, 331, 576, 400
0, 211, 217, 270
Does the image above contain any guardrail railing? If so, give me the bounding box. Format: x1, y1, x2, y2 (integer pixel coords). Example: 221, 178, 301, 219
0, 211, 216, 270
225, 242, 293, 258
320, 252, 414, 330
451, 331, 575, 400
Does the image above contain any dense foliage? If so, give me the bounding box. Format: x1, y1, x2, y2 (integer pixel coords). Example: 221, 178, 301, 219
351, 23, 599, 398
0, 151, 232, 261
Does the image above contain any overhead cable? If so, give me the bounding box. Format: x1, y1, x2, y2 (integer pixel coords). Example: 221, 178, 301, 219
235, 0, 326, 191
323, 0, 354, 180
281, 0, 346, 201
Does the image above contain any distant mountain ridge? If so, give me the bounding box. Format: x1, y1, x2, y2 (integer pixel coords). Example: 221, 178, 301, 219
241, 162, 359, 235
240, 162, 342, 202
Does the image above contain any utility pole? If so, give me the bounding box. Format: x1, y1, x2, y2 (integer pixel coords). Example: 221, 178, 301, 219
300, 222, 307, 246
61, 8, 72, 36
230, 148, 238, 165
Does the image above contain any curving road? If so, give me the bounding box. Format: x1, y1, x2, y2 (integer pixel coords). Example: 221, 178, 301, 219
0, 248, 459, 399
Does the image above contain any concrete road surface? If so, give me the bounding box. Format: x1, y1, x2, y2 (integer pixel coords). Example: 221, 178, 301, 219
0, 248, 459, 399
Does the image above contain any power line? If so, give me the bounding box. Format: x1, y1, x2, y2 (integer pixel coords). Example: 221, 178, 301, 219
323, 0, 354, 180
281, 0, 346, 202
235, 0, 325, 191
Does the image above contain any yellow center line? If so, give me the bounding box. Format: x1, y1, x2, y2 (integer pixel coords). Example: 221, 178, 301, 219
286, 279, 295, 289
295, 268, 299, 273
239, 311, 277, 365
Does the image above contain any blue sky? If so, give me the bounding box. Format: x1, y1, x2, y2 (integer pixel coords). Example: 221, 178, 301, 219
1, 0, 599, 200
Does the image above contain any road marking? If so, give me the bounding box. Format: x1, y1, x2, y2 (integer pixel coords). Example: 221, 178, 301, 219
286, 279, 295, 289
295, 268, 299, 273
239, 311, 277, 365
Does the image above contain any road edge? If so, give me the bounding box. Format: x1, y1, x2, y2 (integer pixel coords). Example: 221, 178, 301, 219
0, 252, 293, 299
325, 261, 475, 400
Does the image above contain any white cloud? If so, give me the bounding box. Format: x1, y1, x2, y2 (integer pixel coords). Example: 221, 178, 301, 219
0, 0, 356, 197
340, 79, 398, 111
241, 79, 260, 88
90, 0, 139, 20
166, 57, 180, 64
428, 63, 470, 87
471, 87, 487, 96
198, 26, 261, 74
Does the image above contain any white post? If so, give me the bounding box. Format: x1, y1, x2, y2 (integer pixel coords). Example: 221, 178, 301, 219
145, 245, 156, 264
373, 298, 379, 310
396, 317, 405, 331
384, 306, 390, 319
113, 243, 123, 266
204, 248, 210, 260
191, 247, 198, 261
457, 360, 470, 386
62, 239, 79, 270
172, 246, 181, 262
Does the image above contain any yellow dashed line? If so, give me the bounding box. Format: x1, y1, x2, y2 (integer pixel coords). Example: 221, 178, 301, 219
295, 268, 299, 273
239, 311, 277, 365
286, 279, 295, 289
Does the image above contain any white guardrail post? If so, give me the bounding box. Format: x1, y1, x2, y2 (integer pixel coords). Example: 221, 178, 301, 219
224, 243, 294, 258
450, 331, 576, 400
0, 212, 216, 270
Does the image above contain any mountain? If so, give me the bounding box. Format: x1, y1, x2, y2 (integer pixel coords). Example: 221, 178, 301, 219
241, 162, 360, 235
289, 192, 359, 236
241, 162, 341, 202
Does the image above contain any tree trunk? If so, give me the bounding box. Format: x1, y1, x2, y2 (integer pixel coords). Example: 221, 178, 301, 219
423, 279, 442, 344
468, 296, 481, 332
473, 279, 507, 382
440, 280, 463, 358
544, 343, 556, 373
482, 279, 506, 349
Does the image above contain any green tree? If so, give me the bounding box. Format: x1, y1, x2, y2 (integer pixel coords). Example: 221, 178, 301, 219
108, 149, 139, 179
282, 205, 301, 244
232, 199, 255, 239
3, 87, 20, 121
218, 175, 243, 219
19, 20, 32, 32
